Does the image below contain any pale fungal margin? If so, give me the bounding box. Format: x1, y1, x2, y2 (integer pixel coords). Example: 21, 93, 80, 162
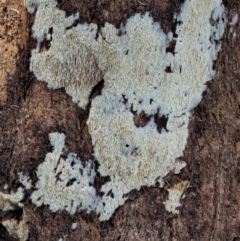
18, 172, 32, 190
229, 13, 238, 40
71, 222, 77, 230
0, 189, 29, 241
164, 181, 190, 214
230, 13, 239, 25
23, 0, 227, 220
2, 215, 29, 241
0, 188, 24, 211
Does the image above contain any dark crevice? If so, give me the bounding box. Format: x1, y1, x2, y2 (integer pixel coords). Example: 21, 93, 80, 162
53, 157, 61, 172
236, 169, 240, 183
122, 95, 128, 104
107, 190, 114, 198
133, 111, 151, 128
2, 207, 23, 222
166, 39, 177, 54
93, 173, 111, 197
154, 112, 168, 133
66, 178, 77, 186
55, 171, 62, 182
65, 19, 81, 30
165, 65, 173, 73
39, 27, 53, 53
89, 79, 104, 101
0, 223, 18, 241
91, 155, 111, 198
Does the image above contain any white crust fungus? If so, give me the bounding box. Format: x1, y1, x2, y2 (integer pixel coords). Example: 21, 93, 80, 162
163, 181, 190, 214
0, 189, 29, 241
2, 215, 29, 241
25, 0, 102, 108
30, 133, 100, 214
24, 0, 227, 220
18, 172, 32, 190
89, 0, 226, 220
0, 188, 24, 211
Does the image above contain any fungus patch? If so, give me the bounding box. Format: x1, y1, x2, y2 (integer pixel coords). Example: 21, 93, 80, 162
230, 13, 238, 26
30, 133, 100, 214
25, 0, 103, 109
2, 215, 29, 241
0, 189, 29, 241
0, 188, 24, 211
71, 222, 77, 230
163, 180, 190, 214
24, 0, 227, 220
18, 172, 32, 190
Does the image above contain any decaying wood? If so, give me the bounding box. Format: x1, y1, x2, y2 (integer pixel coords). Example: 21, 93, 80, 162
0, 0, 240, 240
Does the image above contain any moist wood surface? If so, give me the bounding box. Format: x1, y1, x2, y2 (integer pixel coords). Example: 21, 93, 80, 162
0, 0, 240, 240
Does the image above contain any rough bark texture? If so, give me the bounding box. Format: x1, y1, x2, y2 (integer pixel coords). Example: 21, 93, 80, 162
0, 0, 240, 240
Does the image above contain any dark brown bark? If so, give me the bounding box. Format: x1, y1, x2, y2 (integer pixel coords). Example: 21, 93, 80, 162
0, 0, 240, 240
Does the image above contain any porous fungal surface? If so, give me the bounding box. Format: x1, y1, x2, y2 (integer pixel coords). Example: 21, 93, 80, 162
24, 0, 226, 220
